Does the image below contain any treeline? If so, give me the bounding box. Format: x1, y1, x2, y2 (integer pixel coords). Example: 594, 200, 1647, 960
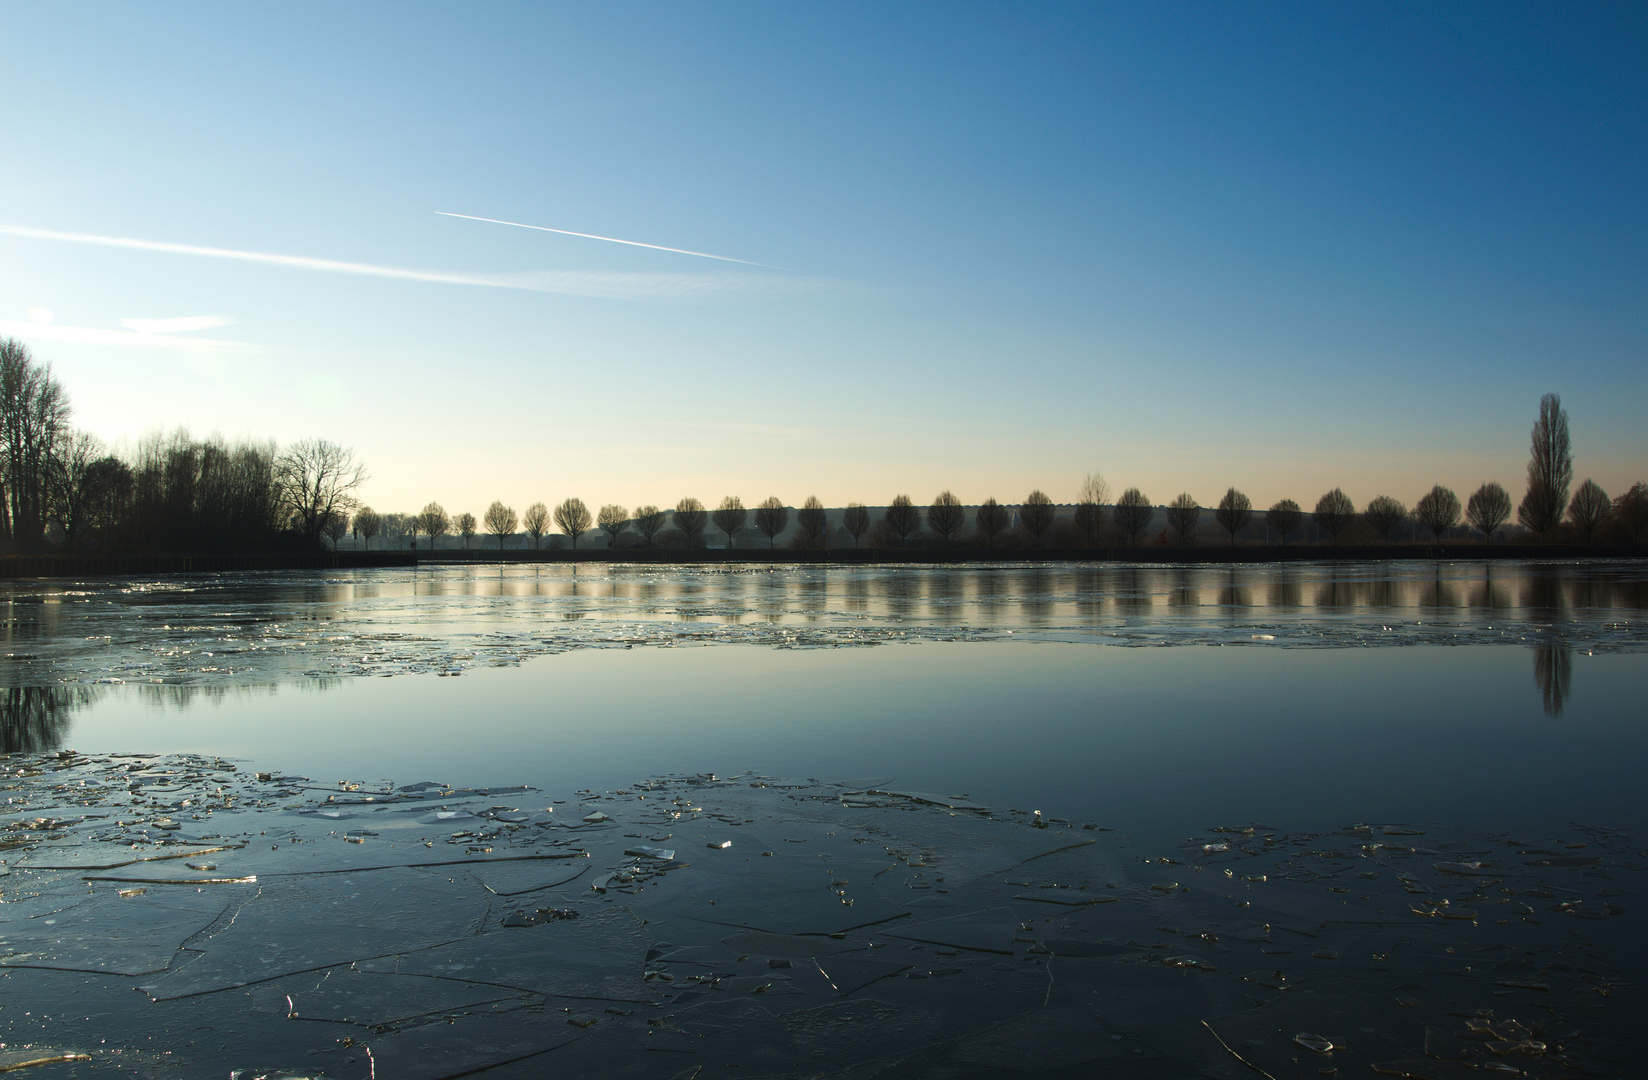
0, 339, 366, 553
352, 395, 1643, 552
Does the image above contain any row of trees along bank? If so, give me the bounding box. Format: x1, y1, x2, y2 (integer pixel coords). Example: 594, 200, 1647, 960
347, 395, 1643, 552
3, 341, 1636, 556
0, 339, 367, 552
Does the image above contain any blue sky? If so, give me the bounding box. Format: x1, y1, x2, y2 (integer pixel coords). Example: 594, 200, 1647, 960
1, 2, 1643, 516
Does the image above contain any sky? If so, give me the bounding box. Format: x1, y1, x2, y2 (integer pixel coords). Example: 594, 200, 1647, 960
1, 2, 1643, 516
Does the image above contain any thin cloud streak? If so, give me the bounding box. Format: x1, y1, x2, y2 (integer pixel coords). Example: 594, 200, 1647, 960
435, 211, 786, 269
121, 315, 236, 335
0, 224, 818, 302
0, 319, 253, 353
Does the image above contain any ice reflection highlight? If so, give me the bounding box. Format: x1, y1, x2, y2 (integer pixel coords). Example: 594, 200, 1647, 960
0, 560, 1640, 687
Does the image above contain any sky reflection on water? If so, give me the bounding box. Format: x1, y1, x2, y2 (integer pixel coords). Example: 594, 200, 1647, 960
1, 561, 1642, 854
0, 559, 1643, 687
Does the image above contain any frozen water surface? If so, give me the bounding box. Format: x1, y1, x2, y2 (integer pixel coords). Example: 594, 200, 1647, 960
0, 756, 1640, 1078
0, 561, 1644, 1075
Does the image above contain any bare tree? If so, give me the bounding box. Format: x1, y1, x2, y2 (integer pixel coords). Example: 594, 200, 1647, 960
554, 497, 592, 549
275, 438, 368, 546
633, 505, 666, 546
1114, 488, 1152, 546
419, 501, 451, 550
1265, 499, 1301, 545
1466, 482, 1511, 543
974, 497, 1010, 546
882, 495, 922, 546
673, 498, 709, 546
1312, 488, 1356, 543
754, 496, 788, 547
1019, 490, 1056, 545
485, 500, 518, 550
1364, 494, 1408, 544
47, 429, 102, 548
79, 455, 132, 548
1518, 392, 1572, 538
1073, 473, 1109, 547
522, 502, 550, 549
352, 507, 381, 550
0, 338, 70, 547
1567, 479, 1610, 541
712, 496, 747, 548
457, 511, 477, 549
383, 512, 410, 549
406, 512, 423, 549
795, 496, 828, 548
324, 510, 349, 550
1214, 487, 1252, 544
1413, 486, 1460, 542
1613, 482, 1648, 542
1165, 493, 1200, 544
927, 491, 965, 545
597, 504, 629, 547
842, 502, 870, 547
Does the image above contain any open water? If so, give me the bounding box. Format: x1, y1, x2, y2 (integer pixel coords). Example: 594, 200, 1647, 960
4, 559, 1645, 847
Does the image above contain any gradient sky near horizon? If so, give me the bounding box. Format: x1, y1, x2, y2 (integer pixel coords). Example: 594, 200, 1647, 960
1, 3, 1643, 516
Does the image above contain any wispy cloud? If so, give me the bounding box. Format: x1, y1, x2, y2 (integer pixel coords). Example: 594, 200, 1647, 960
0, 318, 252, 353
0, 224, 823, 302
120, 314, 236, 335
435, 211, 787, 269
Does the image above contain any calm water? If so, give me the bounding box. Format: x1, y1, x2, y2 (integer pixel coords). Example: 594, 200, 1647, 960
5, 559, 1644, 852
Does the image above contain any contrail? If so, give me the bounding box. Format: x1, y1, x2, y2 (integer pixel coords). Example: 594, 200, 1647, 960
435, 211, 784, 269
0, 223, 801, 301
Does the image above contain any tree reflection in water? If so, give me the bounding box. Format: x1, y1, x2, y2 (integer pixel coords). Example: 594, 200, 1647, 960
0, 686, 92, 754
1533, 644, 1573, 717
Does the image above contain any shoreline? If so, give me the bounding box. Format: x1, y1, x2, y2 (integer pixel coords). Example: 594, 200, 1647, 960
0, 543, 1643, 579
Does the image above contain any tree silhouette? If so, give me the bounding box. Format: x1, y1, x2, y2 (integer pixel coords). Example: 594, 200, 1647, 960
1165, 493, 1199, 544
633, 506, 666, 546
882, 495, 922, 546
522, 502, 550, 549
753, 496, 788, 547
275, 438, 367, 546
1214, 487, 1252, 543
1114, 488, 1152, 546
352, 507, 381, 550
485, 501, 517, 550
0, 338, 70, 549
712, 496, 747, 548
419, 502, 451, 550
554, 497, 592, 549
971, 497, 1008, 546
1613, 483, 1648, 542
1364, 495, 1408, 544
1019, 490, 1056, 545
1073, 473, 1109, 546
1264, 500, 1301, 545
927, 491, 965, 545
842, 503, 870, 548
1518, 393, 1572, 538
324, 511, 349, 549
1312, 489, 1356, 543
1465, 482, 1510, 543
1567, 479, 1610, 541
1413, 486, 1460, 542
673, 498, 708, 546
597, 504, 629, 547
457, 511, 477, 549
795, 496, 828, 548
